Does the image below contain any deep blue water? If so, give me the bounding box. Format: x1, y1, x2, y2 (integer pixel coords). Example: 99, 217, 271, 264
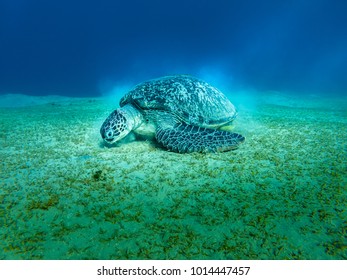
0, 0, 346, 97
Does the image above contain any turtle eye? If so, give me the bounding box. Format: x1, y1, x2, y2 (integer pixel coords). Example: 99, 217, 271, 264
106, 131, 113, 138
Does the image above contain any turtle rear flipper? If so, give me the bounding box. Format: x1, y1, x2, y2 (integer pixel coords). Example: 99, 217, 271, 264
156, 124, 245, 153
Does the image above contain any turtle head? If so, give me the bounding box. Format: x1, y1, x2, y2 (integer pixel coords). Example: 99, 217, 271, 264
100, 109, 131, 144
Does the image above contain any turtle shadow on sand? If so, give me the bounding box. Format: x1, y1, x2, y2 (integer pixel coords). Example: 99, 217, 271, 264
98, 133, 161, 151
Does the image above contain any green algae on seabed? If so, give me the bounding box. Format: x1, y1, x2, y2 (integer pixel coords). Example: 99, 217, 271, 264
0, 93, 346, 260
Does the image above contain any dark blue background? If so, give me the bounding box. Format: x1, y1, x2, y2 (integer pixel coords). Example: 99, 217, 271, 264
1, 0, 346, 96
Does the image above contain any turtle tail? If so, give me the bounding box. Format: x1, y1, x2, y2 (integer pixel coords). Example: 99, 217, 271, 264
156, 123, 245, 153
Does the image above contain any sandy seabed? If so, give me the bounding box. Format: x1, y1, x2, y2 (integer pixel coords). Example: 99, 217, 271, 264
0, 92, 346, 260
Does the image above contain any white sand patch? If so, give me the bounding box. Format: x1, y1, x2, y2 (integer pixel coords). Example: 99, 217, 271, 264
259, 91, 347, 110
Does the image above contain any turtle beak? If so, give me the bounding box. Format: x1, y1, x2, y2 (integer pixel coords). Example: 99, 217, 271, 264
104, 137, 115, 143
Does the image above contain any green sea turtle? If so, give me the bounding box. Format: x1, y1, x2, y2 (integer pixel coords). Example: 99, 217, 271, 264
100, 75, 245, 153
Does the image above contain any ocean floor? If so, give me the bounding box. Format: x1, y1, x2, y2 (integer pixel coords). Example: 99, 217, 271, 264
0, 92, 346, 260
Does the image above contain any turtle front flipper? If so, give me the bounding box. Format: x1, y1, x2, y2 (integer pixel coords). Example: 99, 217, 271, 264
156, 124, 245, 153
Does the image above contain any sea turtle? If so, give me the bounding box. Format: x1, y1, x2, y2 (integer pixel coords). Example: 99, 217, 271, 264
100, 75, 245, 153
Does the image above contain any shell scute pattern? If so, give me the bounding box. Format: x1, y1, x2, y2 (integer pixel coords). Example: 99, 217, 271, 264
120, 75, 236, 127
